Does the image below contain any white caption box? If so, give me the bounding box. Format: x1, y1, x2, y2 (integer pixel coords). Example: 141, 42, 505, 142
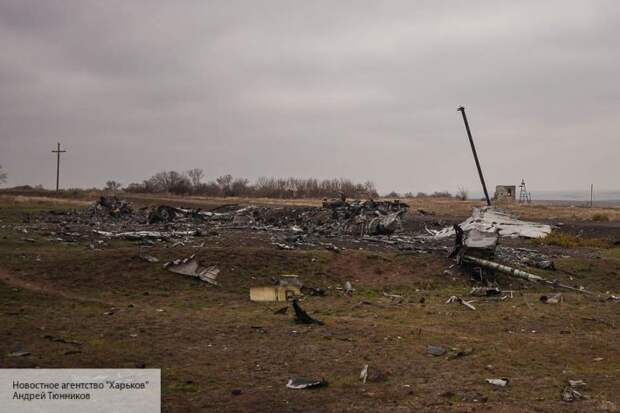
0, 369, 160, 413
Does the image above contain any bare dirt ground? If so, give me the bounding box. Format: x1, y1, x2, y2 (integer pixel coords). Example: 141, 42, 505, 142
0, 194, 619, 412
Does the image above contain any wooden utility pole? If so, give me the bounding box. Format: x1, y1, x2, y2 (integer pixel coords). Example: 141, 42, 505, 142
52, 142, 66, 192
590, 184, 594, 207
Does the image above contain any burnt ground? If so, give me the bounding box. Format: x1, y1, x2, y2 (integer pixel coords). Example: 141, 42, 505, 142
0, 195, 619, 412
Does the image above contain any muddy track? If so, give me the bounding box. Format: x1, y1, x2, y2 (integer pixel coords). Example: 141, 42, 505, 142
0, 268, 115, 307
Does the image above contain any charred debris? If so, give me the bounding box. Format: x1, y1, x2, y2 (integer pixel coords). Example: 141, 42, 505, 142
33, 195, 420, 251
17, 190, 611, 298
19, 195, 585, 284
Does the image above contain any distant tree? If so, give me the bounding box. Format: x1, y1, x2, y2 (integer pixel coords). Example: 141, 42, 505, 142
0, 164, 7, 184
104, 180, 122, 192
187, 168, 204, 188
386, 191, 401, 198
363, 181, 379, 198
416, 192, 428, 198
216, 174, 233, 188
150, 171, 190, 193
403, 192, 414, 198
200, 181, 222, 196
216, 174, 233, 195
455, 187, 468, 201
430, 191, 452, 198
230, 178, 251, 196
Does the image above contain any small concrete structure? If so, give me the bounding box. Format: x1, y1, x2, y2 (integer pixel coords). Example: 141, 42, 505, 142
494, 185, 516, 201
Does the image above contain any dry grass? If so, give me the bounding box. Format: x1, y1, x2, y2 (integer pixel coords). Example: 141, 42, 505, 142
2, 191, 619, 222
504, 203, 620, 222
0, 196, 619, 412
0, 194, 92, 207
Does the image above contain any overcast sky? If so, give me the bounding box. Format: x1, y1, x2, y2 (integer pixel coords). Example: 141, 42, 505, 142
0, 0, 618, 194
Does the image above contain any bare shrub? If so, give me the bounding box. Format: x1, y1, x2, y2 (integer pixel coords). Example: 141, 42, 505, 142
104, 180, 122, 192
430, 191, 452, 198
592, 213, 610, 222
455, 187, 468, 201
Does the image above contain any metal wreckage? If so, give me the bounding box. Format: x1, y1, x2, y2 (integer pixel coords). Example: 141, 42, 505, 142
37, 195, 413, 247
26, 192, 611, 299
17, 107, 616, 304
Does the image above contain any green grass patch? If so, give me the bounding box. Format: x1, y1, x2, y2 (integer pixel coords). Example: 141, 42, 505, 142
606, 248, 620, 259
533, 231, 610, 248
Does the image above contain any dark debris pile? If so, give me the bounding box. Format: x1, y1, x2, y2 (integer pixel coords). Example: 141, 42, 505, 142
18, 196, 443, 252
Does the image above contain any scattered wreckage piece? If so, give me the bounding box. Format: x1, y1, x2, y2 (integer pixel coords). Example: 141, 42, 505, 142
382, 292, 404, 304
359, 365, 388, 383
301, 286, 326, 296
273, 306, 289, 315
462, 229, 499, 252
138, 254, 159, 263
446, 295, 477, 310
93, 196, 133, 217
286, 377, 328, 390
427, 345, 447, 357
251, 275, 324, 302
93, 229, 200, 240
561, 387, 585, 402
521, 257, 555, 271
450, 224, 594, 297
366, 211, 406, 236
250, 286, 301, 302
360, 365, 369, 384
292, 299, 324, 325
432, 207, 551, 239
561, 378, 588, 403
486, 378, 510, 387
449, 225, 499, 281
462, 255, 595, 296
470, 286, 502, 297
273, 242, 294, 250
42, 335, 82, 346
496, 246, 556, 271
147, 205, 182, 224
7, 351, 31, 358
164, 255, 219, 286
568, 379, 586, 388
274, 274, 303, 287
540, 293, 564, 304
447, 347, 474, 360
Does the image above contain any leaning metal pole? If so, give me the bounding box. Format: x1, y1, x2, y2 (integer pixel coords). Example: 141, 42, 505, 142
457, 106, 491, 206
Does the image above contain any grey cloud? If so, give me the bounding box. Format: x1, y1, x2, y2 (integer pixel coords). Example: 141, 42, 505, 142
0, 0, 619, 194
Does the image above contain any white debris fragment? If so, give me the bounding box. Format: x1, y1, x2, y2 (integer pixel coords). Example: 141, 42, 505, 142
431, 207, 551, 239
446, 295, 477, 311
360, 364, 368, 384
164, 255, 220, 286
486, 378, 509, 387
286, 377, 327, 389
93, 230, 198, 239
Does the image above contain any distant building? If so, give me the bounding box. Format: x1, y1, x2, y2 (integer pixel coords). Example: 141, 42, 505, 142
494, 185, 516, 201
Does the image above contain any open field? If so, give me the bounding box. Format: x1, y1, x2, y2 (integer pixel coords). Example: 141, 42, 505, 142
0, 194, 619, 412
